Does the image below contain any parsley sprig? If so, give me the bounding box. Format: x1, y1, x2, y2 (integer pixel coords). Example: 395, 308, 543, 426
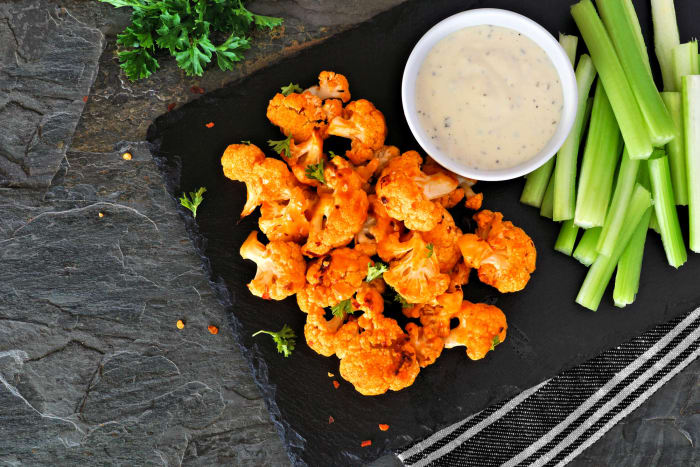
491, 336, 501, 351
331, 299, 355, 319
253, 325, 296, 357
425, 243, 434, 258
268, 135, 292, 157
280, 83, 303, 96
99, 0, 283, 80
305, 161, 326, 184
366, 261, 388, 282
179, 186, 206, 217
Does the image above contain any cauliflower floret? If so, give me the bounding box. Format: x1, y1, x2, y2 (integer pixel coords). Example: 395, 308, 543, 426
305, 71, 351, 103
221, 143, 299, 217
354, 195, 404, 258
444, 301, 507, 360
414, 291, 463, 338
373, 145, 400, 175
336, 310, 419, 395
423, 158, 483, 209
447, 260, 471, 293
375, 151, 458, 231
304, 304, 344, 357
406, 323, 444, 368
458, 210, 536, 293
460, 177, 483, 210
327, 99, 387, 164
351, 279, 386, 319
302, 157, 369, 257
287, 129, 325, 186
239, 231, 306, 300
266, 91, 328, 142
382, 232, 450, 304
299, 246, 371, 308
259, 187, 316, 242
422, 205, 462, 273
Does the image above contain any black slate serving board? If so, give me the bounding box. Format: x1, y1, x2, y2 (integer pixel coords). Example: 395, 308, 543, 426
147, 0, 700, 464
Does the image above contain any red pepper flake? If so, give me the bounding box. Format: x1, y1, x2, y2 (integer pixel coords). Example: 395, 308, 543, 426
205, 122, 215, 128
328, 416, 334, 424
82, 96, 88, 103
332, 380, 339, 389
361, 440, 372, 448
208, 325, 219, 335
190, 85, 205, 94
167, 102, 176, 112
379, 424, 389, 431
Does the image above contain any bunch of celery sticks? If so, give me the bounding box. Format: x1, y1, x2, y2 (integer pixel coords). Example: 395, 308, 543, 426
520, 0, 699, 311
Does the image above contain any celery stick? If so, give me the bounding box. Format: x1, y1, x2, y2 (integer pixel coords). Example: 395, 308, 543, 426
555, 220, 580, 255
621, 0, 652, 75
597, 149, 640, 256
553, 56, 597, 222
682, 75, 700, 252
648, 154, 687, 267
540, 175, 555, 219
672, 41, 699, 92
651, 0, 681, 91
571, 0, 653, 159
613, 209, 651, 307
597, 0, 675, 146
660, 92, 687, 205
577, 184, 652, 311
574, 84, 621, 228
649, 213, 661, 233
521, 34, 579, 207
573, 227, 602, 266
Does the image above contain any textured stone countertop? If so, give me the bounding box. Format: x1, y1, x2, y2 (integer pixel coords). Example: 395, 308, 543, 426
0, 1, 697, 465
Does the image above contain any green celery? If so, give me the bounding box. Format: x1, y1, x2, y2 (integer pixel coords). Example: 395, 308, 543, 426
613, 209, 651, 307
672, 41, 699, 92
597, 0, 675, 146
573, 227, 602, 266
648, 154, 687, 267
554, 56, 597, 222
520, 34, 579, 208
682, 75, 700, 252
649, 213, 661, 233
621, 0, 652, 75
574, 84, 622, 228
597, 148, 640, 256
540, 175, 555, 219
571, 0, 653, 159
555, 220, 580, 255
651, 0, 681, 91
660, 92, 687, 205
577, 184, 652, 311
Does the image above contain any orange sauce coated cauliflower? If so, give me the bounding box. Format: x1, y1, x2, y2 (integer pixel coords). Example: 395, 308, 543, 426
444, 301, 507, 360
286, 129, 325, 186
375, 151, 458, 231
458, 210, 536, 293
304, 304, 344, 357
299, 247, 371, 308
422, 205, 463, 273
239, 231, 306, 300
266, 91, 328, 142
221, 143, 299, 217
327, 99, 387, 164
423, 158, 483, 210
306, 71, 351, 103
259, 187, 316, 243
406, 323, 445, 368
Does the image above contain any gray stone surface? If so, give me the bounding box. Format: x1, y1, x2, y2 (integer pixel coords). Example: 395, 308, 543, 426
0, 0, 698, 465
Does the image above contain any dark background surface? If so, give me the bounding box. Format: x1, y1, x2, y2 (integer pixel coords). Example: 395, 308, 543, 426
148, 0, 700, 464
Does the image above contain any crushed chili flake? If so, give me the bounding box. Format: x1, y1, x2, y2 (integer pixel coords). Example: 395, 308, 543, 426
361, 440, 372, 448
176, 319, 185, 330
378, 424, 389, 431
208, 325, 219, 335
82, 96, 88, 103
98, 212, 104, 218
167, 102, 176, 112
122, 152, 132, 161
205, 122, 215, 128
190, 85, 205, 94
332, 380, 339, 389
328, 416, 334, 424
327, 372, 334, 378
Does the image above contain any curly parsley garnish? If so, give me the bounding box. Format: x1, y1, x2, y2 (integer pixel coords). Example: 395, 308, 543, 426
327, 150, 338, 159
394, 293, 413, 309
267, 135, 292, 157
366, 261, 388, 282
331, 299, 355, 319
179, 187, 206, 218
241, 140, 252, 145
253, 324, 296, 357
280, 82, 303, 96
426, 243, 434, 258
100, 0, 283, 81
305, 161, 326, 184
491, 336, 501, 351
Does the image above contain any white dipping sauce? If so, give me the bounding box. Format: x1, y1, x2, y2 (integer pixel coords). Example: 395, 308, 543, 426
415, 24, 564, 170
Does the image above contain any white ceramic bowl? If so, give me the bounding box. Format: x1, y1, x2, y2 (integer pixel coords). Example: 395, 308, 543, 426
402, 9, 578, 181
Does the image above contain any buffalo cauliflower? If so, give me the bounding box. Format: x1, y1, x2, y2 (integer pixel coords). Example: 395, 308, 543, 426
444, 301, 507, 360
259, 186, 316, 242
304, 304, 344, 357
422, 205, 462, 273
306, 71, 351, 103
327, 99, 387, 164
266, 91, 328, 142
423, 158, 483, 210
239, 231, 306, 300
286, 129, 325, 186
299, 246, 371, 308
405, 323, 445, 368
355, 195, 404, 259
458, 210, 536, 293
375, 151, 458, 231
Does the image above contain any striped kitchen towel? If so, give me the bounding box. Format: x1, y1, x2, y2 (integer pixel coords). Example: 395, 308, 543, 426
398, 306, 700, 466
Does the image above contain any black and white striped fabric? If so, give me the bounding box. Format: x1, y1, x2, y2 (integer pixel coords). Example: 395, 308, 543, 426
398, 306, 700, 467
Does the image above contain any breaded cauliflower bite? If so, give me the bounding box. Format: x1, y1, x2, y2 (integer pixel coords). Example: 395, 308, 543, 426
382, 232, 450, 304
266, 91, 328, 142
302, 157, 368, 257
221, 143, 299, 217
300, 247, 371, 308
444, 301, 507, 360
259, 186, 316, 243
239, 231, 306, 300
306, 71, 351, 103
375, 151, 458, 231
327, 99, 387, 164
458, 210, 536, 293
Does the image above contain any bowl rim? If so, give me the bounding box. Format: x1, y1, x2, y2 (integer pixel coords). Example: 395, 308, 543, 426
401, 8, 578, 181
